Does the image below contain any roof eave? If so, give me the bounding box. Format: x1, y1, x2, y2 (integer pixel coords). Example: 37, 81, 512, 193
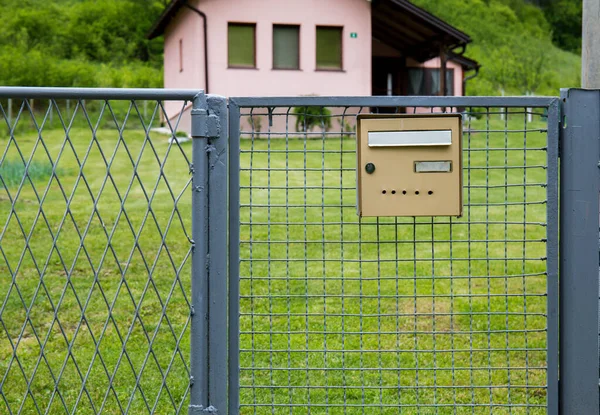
147, 0, 187, 39
448, 53, 480, 70
387, 0, 471, 45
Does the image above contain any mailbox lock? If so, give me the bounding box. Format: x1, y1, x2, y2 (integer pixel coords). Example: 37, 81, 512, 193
365, 163, 376, 174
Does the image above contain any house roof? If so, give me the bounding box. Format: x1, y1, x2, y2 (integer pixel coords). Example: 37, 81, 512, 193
371, 0, 471, 62
147, 0, 473, 58
448, 52, 480, 71
147, 0, 189, 39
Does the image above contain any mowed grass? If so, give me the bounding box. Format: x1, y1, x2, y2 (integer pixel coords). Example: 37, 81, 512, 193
237, 111, 550, 414
0, 109, 550, 415
0, 123, 193, 414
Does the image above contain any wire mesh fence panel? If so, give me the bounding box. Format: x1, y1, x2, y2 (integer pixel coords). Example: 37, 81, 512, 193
0, 93, 195, 414
232, 100, 557, 415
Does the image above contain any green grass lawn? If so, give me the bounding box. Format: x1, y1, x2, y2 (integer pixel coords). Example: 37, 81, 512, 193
0, 108, 550, 415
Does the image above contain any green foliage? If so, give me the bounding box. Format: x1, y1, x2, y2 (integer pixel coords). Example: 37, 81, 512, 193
543, 0, 582, 54
0, 0, 164, 88
411, 0, 580, 95
293, 106, 332, 132
0, 159, 60, 188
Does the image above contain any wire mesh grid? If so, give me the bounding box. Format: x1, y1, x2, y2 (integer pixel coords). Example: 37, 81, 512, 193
0, 97, 193, 414
235, 104, 550, 414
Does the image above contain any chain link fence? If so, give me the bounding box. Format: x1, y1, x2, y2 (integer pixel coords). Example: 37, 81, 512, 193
0, 89, 198, 414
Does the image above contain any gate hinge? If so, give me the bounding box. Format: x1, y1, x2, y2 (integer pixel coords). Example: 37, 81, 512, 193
191, 108, 220, 139
189, 405, 218, 414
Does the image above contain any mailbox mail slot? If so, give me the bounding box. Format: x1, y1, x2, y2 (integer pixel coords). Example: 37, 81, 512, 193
357, 114, 463, 217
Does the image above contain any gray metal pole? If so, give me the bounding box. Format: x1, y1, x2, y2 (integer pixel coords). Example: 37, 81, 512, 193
582, 0, 600, 88
228, 101, 241, 415
546, 98, 560, 415
190, 94, 210, 414
559, 88, 600, 415
206, 94, 228, 413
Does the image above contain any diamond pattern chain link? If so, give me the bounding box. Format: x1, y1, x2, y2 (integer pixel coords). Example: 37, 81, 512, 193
0, 96, 194, 414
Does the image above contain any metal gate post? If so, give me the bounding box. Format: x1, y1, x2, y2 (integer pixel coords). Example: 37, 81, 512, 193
559, 88, 600, 414
227, 99, 241, 415
190, 93, 228, 415
206, 95, 228, 413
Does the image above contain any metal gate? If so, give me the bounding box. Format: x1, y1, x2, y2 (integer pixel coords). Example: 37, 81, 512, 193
228, 96, 561, 415
4, 88, 600, 415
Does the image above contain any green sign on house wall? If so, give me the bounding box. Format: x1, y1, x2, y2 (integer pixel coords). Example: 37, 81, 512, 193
350, 32, 358, 38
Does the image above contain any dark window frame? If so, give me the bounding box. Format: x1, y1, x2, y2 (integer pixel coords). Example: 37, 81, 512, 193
315, 25, 344, 71
272, 24, 301, 70
227, 22, 257, 69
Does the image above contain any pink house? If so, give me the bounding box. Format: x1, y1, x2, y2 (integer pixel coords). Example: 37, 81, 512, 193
148, 0, 479, 128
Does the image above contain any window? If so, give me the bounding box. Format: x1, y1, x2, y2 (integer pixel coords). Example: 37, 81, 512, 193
228, 23, 256, 68
273, 25, 300, 70
406, 68, 454, 95
179, 39, 183, 72
316, 26, 342, 70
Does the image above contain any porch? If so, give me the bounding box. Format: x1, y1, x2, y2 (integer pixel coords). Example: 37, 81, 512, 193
370, 0, 479, 98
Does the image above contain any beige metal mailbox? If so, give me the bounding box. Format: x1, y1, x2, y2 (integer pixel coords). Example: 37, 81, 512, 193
357, 114, 462, 217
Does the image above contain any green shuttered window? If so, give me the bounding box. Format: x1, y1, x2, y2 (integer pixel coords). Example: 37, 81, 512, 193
273, 25, 300, 70
316, 26, 342, 70
228, 23, 256, 68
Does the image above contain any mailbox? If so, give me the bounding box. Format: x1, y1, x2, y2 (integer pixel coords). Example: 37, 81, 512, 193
357, 114, 463, 217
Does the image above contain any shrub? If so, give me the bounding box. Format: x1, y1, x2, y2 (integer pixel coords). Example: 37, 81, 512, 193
293, 106, 332, 132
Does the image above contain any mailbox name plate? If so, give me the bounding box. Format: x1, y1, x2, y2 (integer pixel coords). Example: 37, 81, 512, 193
368, 130, 452, 147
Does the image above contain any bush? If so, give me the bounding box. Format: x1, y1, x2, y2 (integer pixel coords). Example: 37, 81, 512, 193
0, 47, 162, 88
293, 106, 332, 132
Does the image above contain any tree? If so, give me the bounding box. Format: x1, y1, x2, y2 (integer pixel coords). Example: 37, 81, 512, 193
544, 0, 582, 53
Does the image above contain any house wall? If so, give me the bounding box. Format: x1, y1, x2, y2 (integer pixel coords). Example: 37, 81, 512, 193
161, 0, 466, 133
164, 0, 371, 97
163, 7, 205, 122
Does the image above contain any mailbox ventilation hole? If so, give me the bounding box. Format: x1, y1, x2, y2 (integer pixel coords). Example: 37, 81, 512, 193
415, 191, 420, 195
428, 190, 434, 195
391, 190, 396, 194
402, 190, 407, 195
382, 190, 387, 194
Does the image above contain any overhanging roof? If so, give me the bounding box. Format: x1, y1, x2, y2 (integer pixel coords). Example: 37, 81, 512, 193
372, 0, 471, 62
448, 52, 480, 70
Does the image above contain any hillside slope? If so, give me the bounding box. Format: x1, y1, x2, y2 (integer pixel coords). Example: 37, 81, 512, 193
0, 0, 165, 88
0, 0, 581, 95
412, 0, 581, 95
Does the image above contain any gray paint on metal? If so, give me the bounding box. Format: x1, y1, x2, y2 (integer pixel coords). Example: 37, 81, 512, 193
227, 101, 241, 415
545, 96, 560, 415
190, 94, 210, 412
206, 95, 228, 413
559, 88, 600, 415
191, 107, 221, 139
0, 86, 201, 100
230, 95, 558, 108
